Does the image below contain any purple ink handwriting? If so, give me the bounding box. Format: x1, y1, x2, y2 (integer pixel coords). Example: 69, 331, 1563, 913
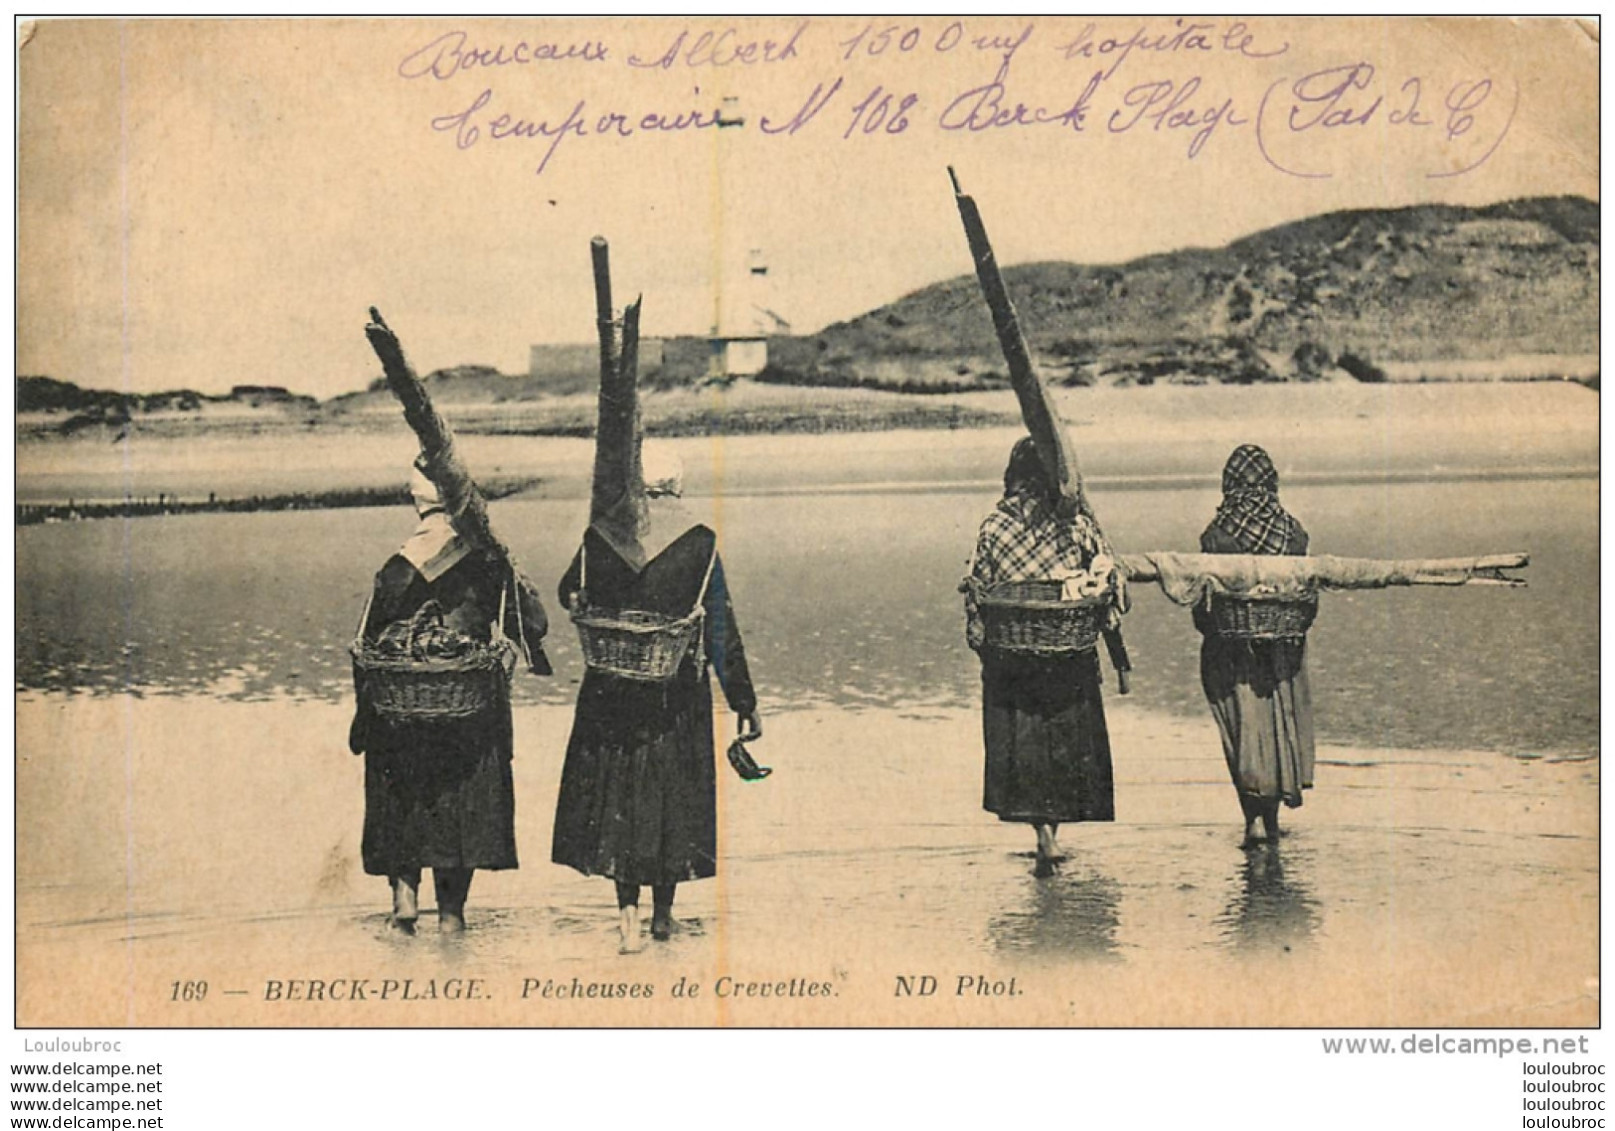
938, 75, 1099, 134
429, 87, 727, 176
1105, 77, 1247, 158
1255, 63, 1518, 179
836, 20, 1035, 72
397, 22, 1515, 181
1054, 19, 1288, 81
627, 22, 808, 69
398, 30, 608, 81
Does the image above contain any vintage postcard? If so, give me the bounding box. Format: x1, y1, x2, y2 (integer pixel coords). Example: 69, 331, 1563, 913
15, 16, 1598, 1029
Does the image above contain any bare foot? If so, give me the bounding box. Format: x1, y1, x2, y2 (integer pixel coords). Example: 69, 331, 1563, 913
392, 877, 419, 929
1260, 807, 1281, 844
1034, 823, 1065, 876
1241, 820, 1263, 849
619, 905, 643, 953
1035, 823, 1057, 856
438, 909, 466, 934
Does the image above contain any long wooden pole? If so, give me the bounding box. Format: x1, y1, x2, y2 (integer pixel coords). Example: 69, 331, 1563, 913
587, 236, 647, 566
950, 166, 1090, 520
363, 307, 546, 613
591, 236, 617, 390
952, 168, 1129, 690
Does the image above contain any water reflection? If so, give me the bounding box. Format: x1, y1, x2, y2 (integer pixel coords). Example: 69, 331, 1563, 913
987, 864, 1122, 962
1216, 843, 1320, 953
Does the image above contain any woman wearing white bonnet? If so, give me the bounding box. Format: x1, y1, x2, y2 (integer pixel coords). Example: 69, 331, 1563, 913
349, 454, 551, 932
640, 444, 685, 501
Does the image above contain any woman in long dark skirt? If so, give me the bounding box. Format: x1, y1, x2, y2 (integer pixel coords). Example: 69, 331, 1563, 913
965, 437, 1121, 876
1194, 444, 1316, 846
349, 465, 549, 932
552, 462, 760, 952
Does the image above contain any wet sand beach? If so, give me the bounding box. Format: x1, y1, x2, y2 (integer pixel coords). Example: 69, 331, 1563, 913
14, 382, 1599, 1027
16, 695, 1596, 1027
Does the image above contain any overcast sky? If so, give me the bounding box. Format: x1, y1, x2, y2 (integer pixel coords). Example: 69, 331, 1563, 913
17, 17, 1598, 397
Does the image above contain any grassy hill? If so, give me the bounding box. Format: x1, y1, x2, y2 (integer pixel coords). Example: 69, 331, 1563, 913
771, 195, 1598, 388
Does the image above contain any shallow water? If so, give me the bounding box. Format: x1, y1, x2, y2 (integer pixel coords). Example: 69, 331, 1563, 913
15, 696, 1597, 1027
15, 475, 1597, 755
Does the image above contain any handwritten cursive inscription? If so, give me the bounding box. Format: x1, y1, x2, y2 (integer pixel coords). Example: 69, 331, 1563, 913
429, 87, 726, 175
397, 21, 1517, 182
938, 74, 1099, 134
398, 30, 608, 81
1256, 63, 1518, 179
1055, 19, 1288, 81
627, 22, 808, 69
834, 20, 1036, 74
758, 79, 844, 136
1107, 77, 1247, 158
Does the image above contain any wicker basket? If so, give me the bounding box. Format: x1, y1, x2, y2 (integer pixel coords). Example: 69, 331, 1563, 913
572, 607, 704, 682
978, 580, 1106, 656
568, 539, 716, 683
1209, 593, 1318, 641
351, 580, 520, 722
351, 640, 516, 721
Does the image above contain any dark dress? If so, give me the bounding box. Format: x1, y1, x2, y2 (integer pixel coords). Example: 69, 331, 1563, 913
551, 525, 756, 885
349, 549, 547, 875
1195, 524, 1316, 808
967, 496, 1117, 825
981, 650, 1116, 823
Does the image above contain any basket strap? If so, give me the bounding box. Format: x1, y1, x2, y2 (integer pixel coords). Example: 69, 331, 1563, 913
506, 571, 531, 669
579, 539, 588, 603
353, 589, 375, 642
495, 576, 508, 636
690, 544, 718, 618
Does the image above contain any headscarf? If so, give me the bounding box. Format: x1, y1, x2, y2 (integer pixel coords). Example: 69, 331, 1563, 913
995, 436, 1114, 575
1003, 435, 1054, 505
398, 464, 472, 582
968, 438, 1128, 637
1212, 444, 1306, 555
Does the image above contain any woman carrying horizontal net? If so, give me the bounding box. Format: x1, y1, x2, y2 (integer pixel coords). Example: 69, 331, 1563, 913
1194, 444, 1317, 847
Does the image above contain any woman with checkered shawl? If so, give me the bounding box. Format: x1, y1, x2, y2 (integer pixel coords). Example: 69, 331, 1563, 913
1195, 444, 1316, 846
965, 437, 1117, 874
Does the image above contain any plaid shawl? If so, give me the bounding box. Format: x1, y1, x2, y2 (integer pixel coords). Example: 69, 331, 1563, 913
964, 490, 1114, 646
1212, 444, 1306, 555
972, 491, 1106, 583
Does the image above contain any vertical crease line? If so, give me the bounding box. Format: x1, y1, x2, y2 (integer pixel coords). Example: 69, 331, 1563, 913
118, 19, 137, 1027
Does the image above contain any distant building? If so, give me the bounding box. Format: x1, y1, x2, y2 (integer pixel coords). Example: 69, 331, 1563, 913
712, 248, 789, 377
527, 248, 789, 385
